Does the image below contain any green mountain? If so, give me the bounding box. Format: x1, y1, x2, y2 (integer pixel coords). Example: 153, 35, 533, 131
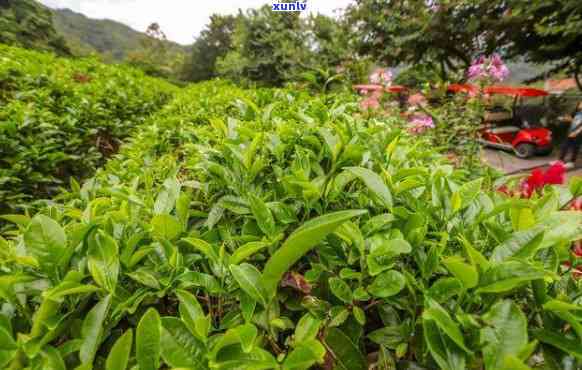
50, 7, 188, 61
0, 0, 69, 55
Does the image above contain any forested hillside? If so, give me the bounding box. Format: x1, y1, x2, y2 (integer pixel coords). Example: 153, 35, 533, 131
51, 8, 188, 61
0, 0, 69, 55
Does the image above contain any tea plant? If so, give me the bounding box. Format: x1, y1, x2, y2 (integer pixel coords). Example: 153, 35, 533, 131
0, 45, 177, 209
0, 80, 581, 370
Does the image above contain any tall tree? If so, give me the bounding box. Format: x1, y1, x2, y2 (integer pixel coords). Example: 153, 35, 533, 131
217, 6, 306, 86
501, 0, 582, 89
182, 14, 237, 82
127, 23, 183, 79
345, 0, 508, 79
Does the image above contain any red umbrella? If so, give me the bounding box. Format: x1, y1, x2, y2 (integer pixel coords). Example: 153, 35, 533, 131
483, 85, 549, 97
386, 85, 406, 93
447, 84, 478, 94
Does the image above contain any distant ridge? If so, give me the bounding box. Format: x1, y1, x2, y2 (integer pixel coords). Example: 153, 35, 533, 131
50, 7, 189, 60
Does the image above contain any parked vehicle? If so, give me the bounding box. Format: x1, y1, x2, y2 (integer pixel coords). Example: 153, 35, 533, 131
448, 84, 553, 158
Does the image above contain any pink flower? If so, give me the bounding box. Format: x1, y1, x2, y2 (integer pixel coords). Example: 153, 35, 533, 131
369, 68, 392, 86
407, 114, 434, 134
489, 54, 510, 81
467, 54, 510, 82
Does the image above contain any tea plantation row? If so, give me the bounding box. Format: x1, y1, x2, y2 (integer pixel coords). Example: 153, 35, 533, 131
0, 45, 177, 209
1, 55, 582, 369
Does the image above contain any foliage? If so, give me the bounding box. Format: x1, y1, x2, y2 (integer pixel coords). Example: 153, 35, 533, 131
0, 45, 176, 209
182, 14, 237, 82
126, 23, 185, 80
0, 0, 70, 55
216, 6, 307, 86
500, 0, 582, 88
1, 79, 581, 369
215, 7, 361, 88
345, 0, 508, 79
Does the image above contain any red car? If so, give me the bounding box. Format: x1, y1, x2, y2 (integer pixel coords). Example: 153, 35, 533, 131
448, 84, 553, 158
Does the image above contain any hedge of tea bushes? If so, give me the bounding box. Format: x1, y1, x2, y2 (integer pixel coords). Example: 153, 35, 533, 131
0, 80, 581, 370
0, 45, 177, 208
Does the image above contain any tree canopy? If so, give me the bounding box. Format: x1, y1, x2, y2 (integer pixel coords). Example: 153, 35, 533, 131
0, 0, 69, 55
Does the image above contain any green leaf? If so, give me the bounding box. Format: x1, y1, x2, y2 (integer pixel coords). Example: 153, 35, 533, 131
490, 228, 544, 262
176, 289, 209, 341
182, 237, 219, 263
262, 210, 367, 300
40, 346, 66, 370
361, 213, 395, 236
329, 307, 350, 327
160, 317, 207, 369
237, 323, 258, 353
458, 236, 490, 271
442, 257, 478, 289
283, 339, 325, 370
24, 214, 67, 278
329, 277, 353, 304
230, 263, 268, 306
510, 207, 536, 231
324, 328, 366, 370
368, 270, 406, 298
368, 324, 409, 349
423, 300, 471, 354
230, 241, 270, 265
248, 194, 276, 236
80, 295, 112, 365
346, 167, 392, 208
532, 329, 582, 359
87, 231, 119, 292
481, 300, 528, 370
428, 277, 463, 302
0, 325, 16, 351
537, 211, 582, 249
294, 314, 321, 345
352, 306, 366, 326
0, 214, 31, 228
154, 177, 180, 215
543, 299, 582, 312
105, 329, 133, 370
151, 214, 183, 240
205, 203, 224, 230
477, 260, 549, 294
457, 178, 483, 209
136, 308, 162, 370
178, 271, 223, 294
367, 238, 411, 276
423, 319, 466, 370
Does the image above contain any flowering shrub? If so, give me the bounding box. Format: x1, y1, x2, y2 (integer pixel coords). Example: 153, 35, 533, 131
408, 113, 435, 134
498, 161, 567, 198
467, 53, 510, 82
369, 67, 392, 86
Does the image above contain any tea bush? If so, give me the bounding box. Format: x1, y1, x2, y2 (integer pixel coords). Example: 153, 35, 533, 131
0, 45, 177, 209
0, 80, 581, 369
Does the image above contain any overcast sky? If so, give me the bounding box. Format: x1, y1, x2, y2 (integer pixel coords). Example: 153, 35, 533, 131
39, 0, 354, 45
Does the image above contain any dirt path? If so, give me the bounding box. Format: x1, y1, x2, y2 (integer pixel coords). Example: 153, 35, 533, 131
482, 148, 582, 179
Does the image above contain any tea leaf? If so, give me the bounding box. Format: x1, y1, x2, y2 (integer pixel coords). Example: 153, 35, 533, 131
136, 308, 162, 370
262, 210, 367, 300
